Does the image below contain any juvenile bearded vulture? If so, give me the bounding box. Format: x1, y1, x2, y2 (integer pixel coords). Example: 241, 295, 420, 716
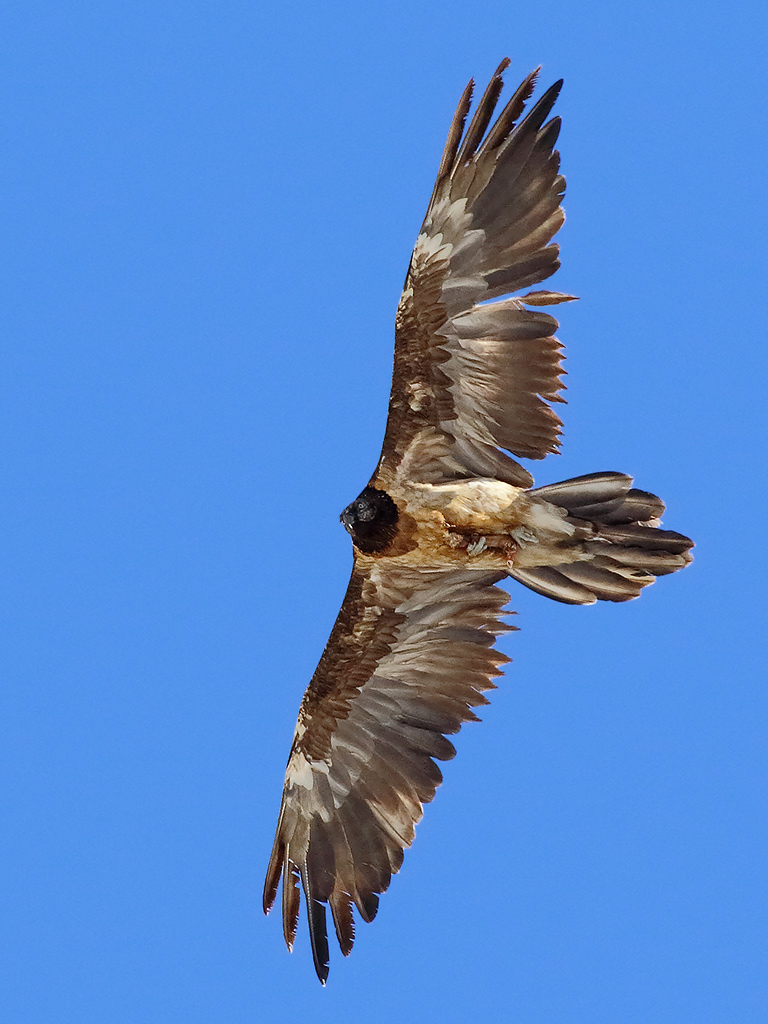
263, 59, 693, 983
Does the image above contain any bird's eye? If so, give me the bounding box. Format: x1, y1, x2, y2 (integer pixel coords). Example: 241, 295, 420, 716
357, 502, 375, 522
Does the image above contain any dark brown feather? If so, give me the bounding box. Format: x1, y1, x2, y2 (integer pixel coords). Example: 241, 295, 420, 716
281, 857, 301, 951
455, 57, 510, 165
428, 78, 474, 211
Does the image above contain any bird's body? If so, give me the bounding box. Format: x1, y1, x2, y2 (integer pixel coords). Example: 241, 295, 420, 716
263, 59, 693, 982
344, 477, 571, 569
343, 461, 691, 596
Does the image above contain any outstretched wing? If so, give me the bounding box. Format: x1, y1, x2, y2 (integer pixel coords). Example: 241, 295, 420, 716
263, 562, 511, 982
374, 60, 573, 492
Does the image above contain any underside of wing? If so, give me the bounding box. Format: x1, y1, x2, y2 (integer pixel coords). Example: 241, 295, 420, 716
263, 562, 512, 982
376, 60, 573, 490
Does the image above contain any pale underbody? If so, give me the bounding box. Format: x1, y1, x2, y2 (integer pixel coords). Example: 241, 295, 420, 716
378, 477, 589, 571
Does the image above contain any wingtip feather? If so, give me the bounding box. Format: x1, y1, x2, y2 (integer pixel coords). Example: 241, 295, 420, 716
282, 857, 301, 952
263, 835, 284, 915
300, 865, 331, 984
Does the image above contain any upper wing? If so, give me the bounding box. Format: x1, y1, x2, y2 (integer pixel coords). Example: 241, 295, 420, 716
374, 60, 573, 491
263, 561, 511, 982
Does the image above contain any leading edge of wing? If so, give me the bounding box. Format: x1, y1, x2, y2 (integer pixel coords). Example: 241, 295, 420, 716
263, 561, 513, 982
377, 61, 576, 490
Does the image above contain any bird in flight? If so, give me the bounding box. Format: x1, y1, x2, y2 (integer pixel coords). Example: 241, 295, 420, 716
263, 59, 693, 983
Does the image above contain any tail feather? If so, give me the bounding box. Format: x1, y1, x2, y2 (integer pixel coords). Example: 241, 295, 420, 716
528, 471, 632, 510
593, 523, 692, 553
509, 565, 598, 605
510, 472, 693, 605
600, 489, 665, 525
556, 561, 653, 602
587, 546, 689, 576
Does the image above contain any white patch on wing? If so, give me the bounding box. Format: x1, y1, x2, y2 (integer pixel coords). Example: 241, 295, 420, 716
406, 379, 433, 411
427, 196, 473, 242
286, 748, 329, 790
414, 230, 453, 262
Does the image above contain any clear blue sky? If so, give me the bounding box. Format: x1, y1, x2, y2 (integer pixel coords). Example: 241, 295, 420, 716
1, 2, 766, 1021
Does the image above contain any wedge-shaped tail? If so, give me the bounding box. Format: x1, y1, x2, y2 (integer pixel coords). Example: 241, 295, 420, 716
509, 472, 693, 604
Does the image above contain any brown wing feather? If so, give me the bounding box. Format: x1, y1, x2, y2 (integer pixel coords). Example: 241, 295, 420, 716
374, 63, 574, 491
263, 562, 512, 983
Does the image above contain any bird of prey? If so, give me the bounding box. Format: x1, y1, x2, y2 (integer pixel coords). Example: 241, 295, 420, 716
263, 59, 693, 983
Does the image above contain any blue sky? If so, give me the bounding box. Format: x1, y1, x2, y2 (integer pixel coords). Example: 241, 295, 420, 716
1, 1, 766, 1021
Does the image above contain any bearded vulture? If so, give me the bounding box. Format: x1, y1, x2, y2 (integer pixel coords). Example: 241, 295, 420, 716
263, 59, 693, 983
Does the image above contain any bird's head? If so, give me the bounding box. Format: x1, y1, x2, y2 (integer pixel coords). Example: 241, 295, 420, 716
340, 487, 399, 553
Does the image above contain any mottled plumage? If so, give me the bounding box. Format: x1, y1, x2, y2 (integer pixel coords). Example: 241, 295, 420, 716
263, 60, 693, 983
